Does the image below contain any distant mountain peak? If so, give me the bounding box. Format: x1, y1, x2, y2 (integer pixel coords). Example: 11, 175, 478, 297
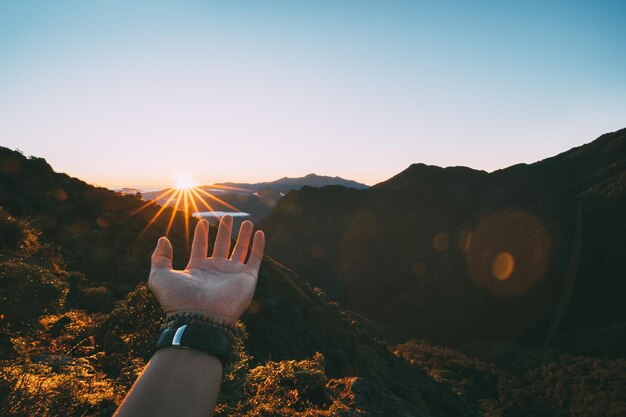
372, 163, 488, 190
213, 173, 369, 192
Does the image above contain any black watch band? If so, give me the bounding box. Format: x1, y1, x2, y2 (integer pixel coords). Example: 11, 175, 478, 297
154, 324, 233, 367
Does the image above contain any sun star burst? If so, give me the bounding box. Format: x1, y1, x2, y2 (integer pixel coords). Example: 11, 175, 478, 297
126, 174, 254, 245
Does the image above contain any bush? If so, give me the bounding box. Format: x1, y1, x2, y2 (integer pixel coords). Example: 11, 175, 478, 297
0, 262, 67, 327
216, 352, 361, 417
0, 208, 41, 256
0, 357, 121, 417
72, 286, 116, 313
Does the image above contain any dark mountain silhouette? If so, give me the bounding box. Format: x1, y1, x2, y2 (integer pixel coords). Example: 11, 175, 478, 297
259, 128, 626, 354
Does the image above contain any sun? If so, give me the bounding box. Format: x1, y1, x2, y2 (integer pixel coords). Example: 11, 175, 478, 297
173, 174, 197, 190
126, 173, 253, 245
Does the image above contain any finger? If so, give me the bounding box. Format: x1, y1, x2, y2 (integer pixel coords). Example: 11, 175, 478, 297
212, 215, 233, 258
231, 220, 253, 263
151, 237, 173, 270
246, 230, 265, 272
190, 219, 209, 261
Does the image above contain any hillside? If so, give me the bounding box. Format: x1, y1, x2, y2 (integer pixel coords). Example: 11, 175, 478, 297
259, 128, 626, 353
0, 147, 473, 416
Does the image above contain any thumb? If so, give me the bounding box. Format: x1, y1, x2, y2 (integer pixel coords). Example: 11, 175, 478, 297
151, 237, 173, 270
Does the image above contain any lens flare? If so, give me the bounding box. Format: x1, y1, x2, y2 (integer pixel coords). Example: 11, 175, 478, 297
465, 210, 550, 297
492, 251, 514, 281
433, 232, 450, 252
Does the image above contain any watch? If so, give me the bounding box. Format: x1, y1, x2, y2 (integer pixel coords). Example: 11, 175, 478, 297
154, 324, 233, 366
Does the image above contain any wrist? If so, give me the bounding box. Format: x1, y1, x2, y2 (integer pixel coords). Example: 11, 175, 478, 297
154, 312, 235, 367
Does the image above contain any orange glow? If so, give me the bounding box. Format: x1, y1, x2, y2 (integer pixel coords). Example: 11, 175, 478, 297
165, 191, 183, 236
127, 181, 245, 238
465, 209, 550, 297
204, 184, 255, 193
189, 187, 214, 212
412, 261, 427, 277
195, 187, 241, 212
432, 232, 450, 252
492, 252, 514, 281
458, 229, 472, 252
183, 190, 190, 245
187, 189, 202, 217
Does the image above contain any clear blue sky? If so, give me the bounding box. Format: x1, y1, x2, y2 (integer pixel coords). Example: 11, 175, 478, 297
1, 0, 625, 188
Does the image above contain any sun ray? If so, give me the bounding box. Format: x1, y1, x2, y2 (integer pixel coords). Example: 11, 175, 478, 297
189, 187, 214, 211
139, 188, 180, 235
195, 187, 241, 212
202, 184, 255, 193
189, 188, 221, 221
165, 190, 184, 237
126, 174, 250, 238
187, 188, 202, 217
183, 190, 190, 247
124, 188, 176, 220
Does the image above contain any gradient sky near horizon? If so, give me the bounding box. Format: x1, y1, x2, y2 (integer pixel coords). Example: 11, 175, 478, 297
1, 1, 625, 188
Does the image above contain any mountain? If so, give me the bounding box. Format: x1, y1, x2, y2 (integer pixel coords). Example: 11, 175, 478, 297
0, 147, 477, 416
259, 128, 626, 354
214, 173, 370, 194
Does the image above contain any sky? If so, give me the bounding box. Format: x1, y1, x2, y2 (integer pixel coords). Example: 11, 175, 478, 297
1, 0, 625, 188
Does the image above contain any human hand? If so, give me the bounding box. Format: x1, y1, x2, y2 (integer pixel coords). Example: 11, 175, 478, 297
148, 216, 265, 326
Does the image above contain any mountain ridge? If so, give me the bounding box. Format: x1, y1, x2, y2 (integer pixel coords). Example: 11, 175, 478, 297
259, 128, 626, 353
214, 172, 370, 192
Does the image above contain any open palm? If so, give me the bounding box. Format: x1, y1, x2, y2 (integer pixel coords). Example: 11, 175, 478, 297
148, 215, 265, 325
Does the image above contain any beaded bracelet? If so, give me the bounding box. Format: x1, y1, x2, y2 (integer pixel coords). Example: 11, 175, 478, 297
161, 312, 236, 340
164, 312, 236, 329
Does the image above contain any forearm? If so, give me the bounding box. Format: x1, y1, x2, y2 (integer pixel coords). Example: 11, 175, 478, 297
114, 217, 264, 416
113, 347, 223, 417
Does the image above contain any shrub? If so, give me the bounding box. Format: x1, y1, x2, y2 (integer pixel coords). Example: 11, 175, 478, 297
0, 208, 41, 256
0, 262, 67, 327
0, 357, 121, 417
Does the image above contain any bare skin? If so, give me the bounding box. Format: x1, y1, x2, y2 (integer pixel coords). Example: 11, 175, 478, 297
113, 215, 265, 417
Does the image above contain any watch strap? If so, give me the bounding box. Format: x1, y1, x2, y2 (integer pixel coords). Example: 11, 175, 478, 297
154, 324, 232, 366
